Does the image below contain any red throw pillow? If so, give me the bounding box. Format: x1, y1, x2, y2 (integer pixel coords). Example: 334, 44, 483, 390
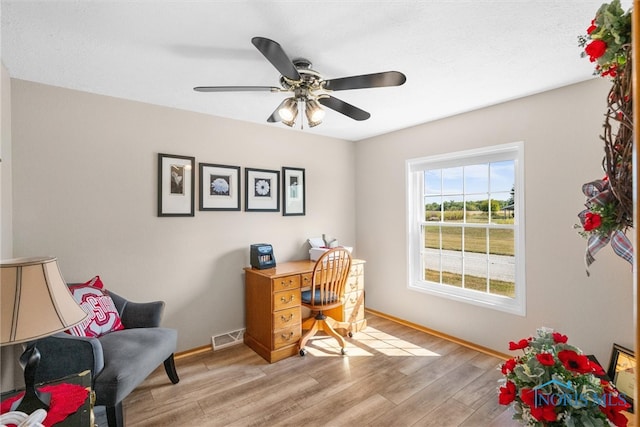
66, 276, 125, 338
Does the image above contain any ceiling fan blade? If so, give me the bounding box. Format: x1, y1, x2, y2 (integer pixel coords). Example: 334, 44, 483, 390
323, 71, 406, 91
193, 86, 280, 92
267, 98, 289, 123
251, 37, 301, 81
318, 96, 371, 121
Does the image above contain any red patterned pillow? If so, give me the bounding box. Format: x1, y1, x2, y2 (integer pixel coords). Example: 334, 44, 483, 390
67, 276, 125, 338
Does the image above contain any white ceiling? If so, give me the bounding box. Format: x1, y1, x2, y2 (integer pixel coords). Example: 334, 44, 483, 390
1, 1, 618, 141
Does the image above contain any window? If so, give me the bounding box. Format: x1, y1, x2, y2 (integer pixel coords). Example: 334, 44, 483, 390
406, 142, 525, 315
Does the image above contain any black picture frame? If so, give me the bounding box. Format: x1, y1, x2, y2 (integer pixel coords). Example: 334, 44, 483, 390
608, 343, 635, 412
245, 168, 280, 212
157, 153, 195, 217
282, 167, 305, 216
199, 163, 241, 211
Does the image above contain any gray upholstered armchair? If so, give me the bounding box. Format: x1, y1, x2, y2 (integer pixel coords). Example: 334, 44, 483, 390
34, 290, 179, 427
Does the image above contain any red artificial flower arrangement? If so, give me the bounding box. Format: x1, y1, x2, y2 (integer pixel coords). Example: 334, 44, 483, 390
578, 0, 631, 78
583, 211, 602, 232
499, 328, 630, 426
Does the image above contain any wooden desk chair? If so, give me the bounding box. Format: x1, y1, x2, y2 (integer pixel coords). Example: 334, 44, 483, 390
299, 247, 353, 356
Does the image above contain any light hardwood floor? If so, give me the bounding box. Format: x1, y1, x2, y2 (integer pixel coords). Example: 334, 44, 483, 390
117, 313, 510, 426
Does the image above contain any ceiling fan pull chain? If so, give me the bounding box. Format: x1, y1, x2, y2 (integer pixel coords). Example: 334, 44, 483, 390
299, 100, 304, 130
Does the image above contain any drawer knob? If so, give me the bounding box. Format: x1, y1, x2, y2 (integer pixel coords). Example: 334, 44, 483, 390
280, 279, 294, 287
280, 313, 294, 322
280, 295, 295, 304
281, 331, 294, 341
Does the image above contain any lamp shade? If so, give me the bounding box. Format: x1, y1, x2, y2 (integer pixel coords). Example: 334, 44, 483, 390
1, 257, 88, 345
278, 97, 298, 125
305, 99, 325, 127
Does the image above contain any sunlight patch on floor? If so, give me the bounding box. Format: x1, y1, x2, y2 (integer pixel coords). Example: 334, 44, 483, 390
303, 326, 442, 358
305, 336, 373, 357
354, 327, 441, 357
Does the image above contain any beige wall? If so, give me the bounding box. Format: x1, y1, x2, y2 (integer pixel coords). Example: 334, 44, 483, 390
9, 79, 356, 352
7, 76, 633, 363
1, 62, 21, 393
356, 78, 633, 362
1, 62, 12, 258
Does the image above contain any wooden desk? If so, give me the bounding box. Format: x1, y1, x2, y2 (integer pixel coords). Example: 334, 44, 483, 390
244, 259, 366, 363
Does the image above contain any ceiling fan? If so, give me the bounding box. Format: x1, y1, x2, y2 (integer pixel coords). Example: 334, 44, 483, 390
194, 37, 407, 128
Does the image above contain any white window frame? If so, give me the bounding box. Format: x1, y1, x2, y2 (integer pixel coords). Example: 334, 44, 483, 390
406, 142, 526, 316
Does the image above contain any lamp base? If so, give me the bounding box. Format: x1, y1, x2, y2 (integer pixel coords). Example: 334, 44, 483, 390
10, 342, 51, 413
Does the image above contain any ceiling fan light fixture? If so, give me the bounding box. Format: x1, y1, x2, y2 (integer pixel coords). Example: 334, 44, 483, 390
305, 99, 325, 126
278, 98, 298, 122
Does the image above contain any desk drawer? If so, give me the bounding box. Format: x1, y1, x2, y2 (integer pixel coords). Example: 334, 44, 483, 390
343, 290, 364, 310
301, 273, 313, 288
350, 263, 364, 276
273, 289, 300, 311
273, 275, 300, 292
273, 307, 301, 330
273, 325, 301, 349
346, 276, 364, 293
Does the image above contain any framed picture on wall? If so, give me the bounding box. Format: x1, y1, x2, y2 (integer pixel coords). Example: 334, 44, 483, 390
199, 163, 241, 211
158, 153, 195, 217
282, 167, 305, 216
245, 168, 280, 212
608, 343, 635, 412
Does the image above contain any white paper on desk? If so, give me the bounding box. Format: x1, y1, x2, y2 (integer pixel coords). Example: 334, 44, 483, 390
308, 237, 325, 248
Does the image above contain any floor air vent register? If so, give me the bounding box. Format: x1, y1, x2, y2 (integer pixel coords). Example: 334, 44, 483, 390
212, 329, 245, 351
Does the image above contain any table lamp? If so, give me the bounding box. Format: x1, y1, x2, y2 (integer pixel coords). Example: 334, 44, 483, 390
0, 257, 88, 413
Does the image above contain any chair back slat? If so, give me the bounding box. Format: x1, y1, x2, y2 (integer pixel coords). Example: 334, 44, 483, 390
309, 248, 352, 310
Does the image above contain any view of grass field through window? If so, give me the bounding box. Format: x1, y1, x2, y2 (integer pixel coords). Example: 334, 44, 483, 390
422, 162, 516, 298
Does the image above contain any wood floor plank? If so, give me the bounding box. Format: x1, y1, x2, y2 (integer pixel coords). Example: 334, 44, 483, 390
415, 398, 476, 427
127, 401, 205, 427
379, 345, 479, 405
116, 313, 511, 427
322, 393, 396, 426
395, 338, 461, 376
374, 360, 486, 425
199, 372, 319, 425
274, 370, 401, 426
453, 365, 503, 409
459, 393, 510, 426
468, 352, 503, 370
150, 364, 267, 404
